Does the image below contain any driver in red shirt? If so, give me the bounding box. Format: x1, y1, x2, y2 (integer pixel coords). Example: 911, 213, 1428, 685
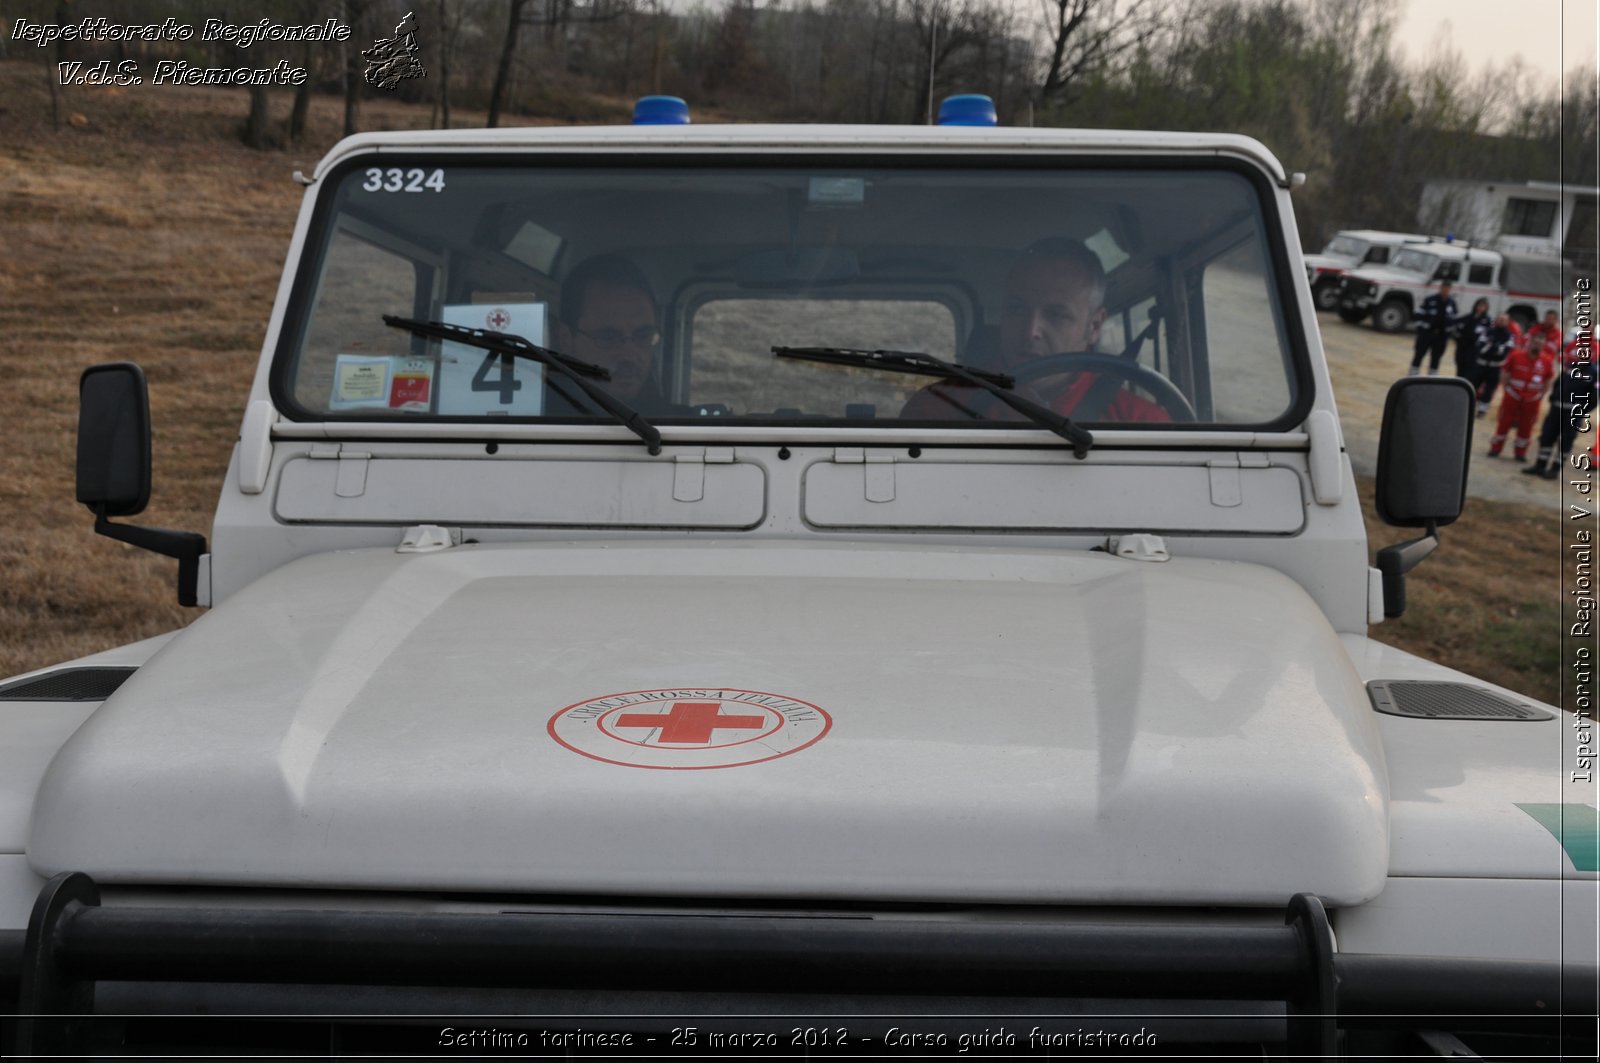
902, 238, 1170, 423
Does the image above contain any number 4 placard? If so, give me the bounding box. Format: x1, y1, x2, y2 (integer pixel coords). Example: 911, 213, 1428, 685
436, 303, 547, 416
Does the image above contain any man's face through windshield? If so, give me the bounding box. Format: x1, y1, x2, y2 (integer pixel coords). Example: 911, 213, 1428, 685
559, 281, 660, 403
999, 255, 1106, 371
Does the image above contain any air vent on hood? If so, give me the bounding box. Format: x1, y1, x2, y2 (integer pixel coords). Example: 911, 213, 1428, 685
1367, 680, 1554, 721
0, 666, 136, 702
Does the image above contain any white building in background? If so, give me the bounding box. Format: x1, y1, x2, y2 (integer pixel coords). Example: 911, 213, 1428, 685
1418, 178, 1598, 268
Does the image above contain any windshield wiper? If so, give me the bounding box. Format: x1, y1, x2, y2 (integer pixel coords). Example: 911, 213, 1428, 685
772, 345, 1093, 458
385, 316, 661, 455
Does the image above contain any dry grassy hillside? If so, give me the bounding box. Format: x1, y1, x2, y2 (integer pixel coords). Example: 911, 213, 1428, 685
0, 61, 1575, 705
0, 62, 573, 672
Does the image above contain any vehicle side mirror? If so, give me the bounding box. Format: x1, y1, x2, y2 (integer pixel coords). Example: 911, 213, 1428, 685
76, 363, 152, 517
75, 363, 208, 608
1376, 377, 1473, 526
1373, 377, 1474, 618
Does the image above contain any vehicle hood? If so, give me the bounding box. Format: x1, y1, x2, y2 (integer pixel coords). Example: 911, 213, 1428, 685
1344, 266, 1427, 287
1304, 252, 1357, 273
30, 542, 1389, 905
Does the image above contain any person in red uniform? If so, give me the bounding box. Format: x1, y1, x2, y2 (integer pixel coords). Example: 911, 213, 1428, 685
1488, 329, 1558, 461
901, 238, 1170, 424
1528, 310, 1563, 352
1523, 333, 1595, 479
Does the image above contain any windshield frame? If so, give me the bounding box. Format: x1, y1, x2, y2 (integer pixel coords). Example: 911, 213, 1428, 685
267, 150, 1316, 438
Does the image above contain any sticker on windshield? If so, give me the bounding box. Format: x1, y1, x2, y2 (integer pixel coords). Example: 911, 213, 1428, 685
387, 357, 434, 410
436, 302, 546, 416
330, 354, 435, 412
548, 688, 832, 770
329, 354, 392, 410
361, 167, 446, 193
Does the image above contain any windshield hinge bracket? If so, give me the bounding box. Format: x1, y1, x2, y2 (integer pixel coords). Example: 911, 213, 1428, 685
833, 448, 896, 501
865, 452, 896, 503
671, 448, 733, 503
335, 451, 372, 498
1207, 452, 1270, 508
1206, 458, 1241, 508
307, 443, 370, 497
673, 454, 705, 502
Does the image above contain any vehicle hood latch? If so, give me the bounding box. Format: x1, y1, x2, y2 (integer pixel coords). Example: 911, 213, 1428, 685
397, 525, 460, 553
1105, 533, 1169, 562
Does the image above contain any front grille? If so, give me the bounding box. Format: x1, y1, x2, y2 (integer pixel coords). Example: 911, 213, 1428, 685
0, 667, 136, 702
1367, 680, 1554, 721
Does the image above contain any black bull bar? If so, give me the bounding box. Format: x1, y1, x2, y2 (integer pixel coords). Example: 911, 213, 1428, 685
4, 873, 1596, 1056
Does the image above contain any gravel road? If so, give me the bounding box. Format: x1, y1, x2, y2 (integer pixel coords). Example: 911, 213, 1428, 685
1315, 311, 1590, 510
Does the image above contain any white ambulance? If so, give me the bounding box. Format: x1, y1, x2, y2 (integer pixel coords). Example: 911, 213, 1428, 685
3, 97, 1593, 1057
1336, 240, 1568, 333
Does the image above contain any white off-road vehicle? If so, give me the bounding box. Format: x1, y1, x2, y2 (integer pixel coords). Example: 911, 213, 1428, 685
1303, 229, 1429, 312
3, 98, 1594, 1057
1336, 240, 1568, 333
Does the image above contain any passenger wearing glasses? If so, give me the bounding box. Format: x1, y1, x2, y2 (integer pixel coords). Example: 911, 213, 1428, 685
554, 254, 667, 411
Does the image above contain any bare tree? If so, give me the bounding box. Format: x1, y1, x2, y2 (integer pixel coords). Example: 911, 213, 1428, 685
904, 0, 978, 124
431, 0, 467, 128
705, 0, 763, 97
487, 0, 627, 126
650, 0, 668, 95
487, 0, 531, 127
343, 0, 371, 137
1036, 0, 1159, 104
243, 86, 273, 149
287, 0, 326, 143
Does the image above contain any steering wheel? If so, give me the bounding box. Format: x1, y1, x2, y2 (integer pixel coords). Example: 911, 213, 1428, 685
1011, 352, 1197, 423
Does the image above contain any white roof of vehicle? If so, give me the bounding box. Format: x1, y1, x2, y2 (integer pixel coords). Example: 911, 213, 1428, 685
314, 124, 1289, 183
1399, 241, 1502, 262
1335, 229, 1430, 243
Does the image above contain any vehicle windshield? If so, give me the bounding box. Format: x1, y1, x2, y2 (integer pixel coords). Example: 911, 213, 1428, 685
1324, 235, 1365, 258
1391, 249, 1439, 276
275, 159, 1303, 429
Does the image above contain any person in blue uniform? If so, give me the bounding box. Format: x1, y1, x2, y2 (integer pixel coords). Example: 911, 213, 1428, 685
1409, 282, 1458, 376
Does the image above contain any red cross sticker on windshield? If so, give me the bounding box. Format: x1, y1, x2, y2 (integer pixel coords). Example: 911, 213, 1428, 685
486, 308, 511, 330
614, 701, 766, 744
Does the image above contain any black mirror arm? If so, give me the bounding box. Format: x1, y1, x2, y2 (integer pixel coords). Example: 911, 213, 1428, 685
1375, 519, 1439, 620
93, 506, 208, 607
